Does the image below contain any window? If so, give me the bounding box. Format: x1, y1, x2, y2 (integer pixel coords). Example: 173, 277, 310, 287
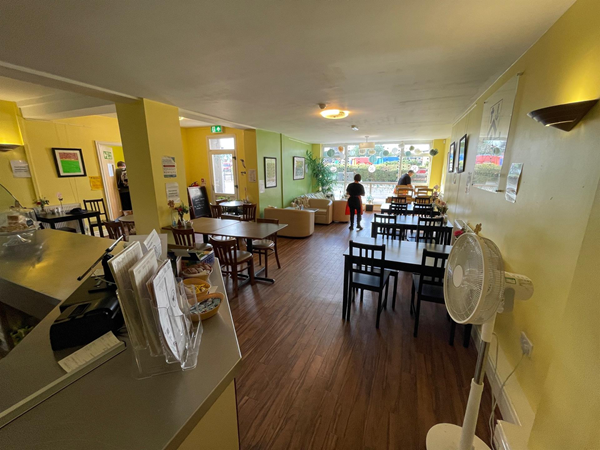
325, 141, 432, 203
208, 137, 237, 196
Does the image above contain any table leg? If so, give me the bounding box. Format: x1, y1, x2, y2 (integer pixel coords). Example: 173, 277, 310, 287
203, 234, 209, 244
49, 222, 56, 230
77, 218, 86, 235
342, 255, 349, 320
246, 237, 275, 284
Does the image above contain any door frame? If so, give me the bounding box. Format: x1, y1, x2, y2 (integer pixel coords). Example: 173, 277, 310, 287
95, 140, 122, 220
206, 134, 238, 199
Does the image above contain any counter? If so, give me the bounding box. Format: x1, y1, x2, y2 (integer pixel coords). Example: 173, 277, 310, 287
0, 231, 242, 449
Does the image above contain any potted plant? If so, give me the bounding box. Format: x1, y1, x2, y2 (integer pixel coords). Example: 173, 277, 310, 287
434, 198, 449, 224
305, 150, 335, 195
35, 197, 49, 212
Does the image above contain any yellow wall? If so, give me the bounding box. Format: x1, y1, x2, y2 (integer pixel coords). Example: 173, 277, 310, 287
0, 100, 23, 146
181, 126, 259, 206
21, 115, 121, 207
444, 0, 600, 447
429, 138, 449, 189
111, 145, 125, 164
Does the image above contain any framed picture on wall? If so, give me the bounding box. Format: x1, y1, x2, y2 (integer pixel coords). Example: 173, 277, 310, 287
457, 135, 468, 173
264, 157, 277, 188
448, 142, 456, 172
293, 156, 305, 180
52, 148, 87, 177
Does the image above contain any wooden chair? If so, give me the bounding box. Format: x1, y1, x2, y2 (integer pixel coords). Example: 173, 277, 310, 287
347, 241, 398, 328
104, 221, 125, 240
172, 227, 195, 248
251, 218, 281, 277
415, 217, 444, 244
83, 198, 109, 236
210, 237, 255, 298
388, 202, 408, 216
373, 214, 398, 239
391, 196, 408, 204
415, 187, 434, 196
120, 221, 136, 239
411, 249, 471, 346
210, 204, 223, 219
241, 203, 257, 222
414, 196, 433, 205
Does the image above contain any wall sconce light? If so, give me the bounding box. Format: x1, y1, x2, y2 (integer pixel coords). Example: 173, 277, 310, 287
0, 144, 21, 152
528, 99, 598, 132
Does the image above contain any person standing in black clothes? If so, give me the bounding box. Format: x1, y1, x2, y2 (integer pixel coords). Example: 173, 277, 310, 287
346, 174, 365, 231
115, 161, 132, 211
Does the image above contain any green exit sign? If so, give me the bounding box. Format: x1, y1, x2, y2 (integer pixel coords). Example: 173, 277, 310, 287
211, 125, 223, 133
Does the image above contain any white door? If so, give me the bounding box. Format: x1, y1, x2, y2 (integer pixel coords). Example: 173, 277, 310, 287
95, 142, 122, 220
207, 136, 238, 199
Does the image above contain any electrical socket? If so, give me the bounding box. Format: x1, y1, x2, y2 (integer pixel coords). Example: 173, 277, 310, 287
520, 332, 533, 357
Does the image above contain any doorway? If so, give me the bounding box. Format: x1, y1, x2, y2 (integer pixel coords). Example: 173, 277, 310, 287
207, 136, 238, 199
95, 141, 123, 220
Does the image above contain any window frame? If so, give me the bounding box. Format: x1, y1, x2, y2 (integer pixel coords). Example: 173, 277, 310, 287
207, 134, 238, 198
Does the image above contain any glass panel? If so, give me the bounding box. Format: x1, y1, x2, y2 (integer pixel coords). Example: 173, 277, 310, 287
323, 146, 346, 199
208, 137, 235, 150
211, 153, 235, 194
402, 156, 430, 186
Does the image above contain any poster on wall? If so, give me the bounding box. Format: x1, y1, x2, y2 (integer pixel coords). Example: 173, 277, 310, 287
10, 160, 31, 178
457, 135, 468, 173
293, 156, 305, 180
52, 148, 87, 177
264, 157, 277, 188
162, 156, 177, 178
89, 176, 103, 191
473, 75, 520, 192
505, 163, 523, 203
248, 169, 257, 183
165, 182, 180, 203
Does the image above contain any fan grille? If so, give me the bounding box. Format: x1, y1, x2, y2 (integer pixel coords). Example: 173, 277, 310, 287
444, 234, 505, 324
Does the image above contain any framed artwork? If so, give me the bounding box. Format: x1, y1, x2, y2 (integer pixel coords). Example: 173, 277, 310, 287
457, 135, 468, 173
264, 157, 277, 188
52, 148, 87, 177
293, 156, 305, 180
473, 75, 519, 192
448, 142, 456, 172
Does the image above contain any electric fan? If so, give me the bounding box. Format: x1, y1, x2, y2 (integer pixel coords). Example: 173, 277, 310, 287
426, 233, 534, 450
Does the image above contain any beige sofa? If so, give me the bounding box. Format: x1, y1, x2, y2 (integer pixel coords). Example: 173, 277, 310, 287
264, 207, 315, 238
333, 200, 349, 222
292, 194, 333, 225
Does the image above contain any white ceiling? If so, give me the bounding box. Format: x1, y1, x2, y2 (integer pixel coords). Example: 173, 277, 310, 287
0, 0, 575, 143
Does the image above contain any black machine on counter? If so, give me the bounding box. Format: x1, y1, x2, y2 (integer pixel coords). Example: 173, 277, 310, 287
50, 237, 124, 351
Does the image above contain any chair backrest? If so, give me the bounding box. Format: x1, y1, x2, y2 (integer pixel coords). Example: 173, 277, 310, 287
414, 196, 433, 205
417, 249, 449, 298
416, 219, 448, 245
241, 203, 257, 222
391, 196, 408, 204
374, 214, 397, 239
84, 198, 109, 221
349, 241, 386, 284
413, 204, 433, 217
210, 237, 238, 269
121, 221, 136, 238
210, 204, 222, 219
104, 221, 125, 240
172, 227, 195, 247
215, 199, 227, 205
389, 202, 408, 215
257, 217, 279, 241
415, 187, 434, 196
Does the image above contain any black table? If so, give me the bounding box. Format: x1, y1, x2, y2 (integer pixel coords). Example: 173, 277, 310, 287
370, 215, 453, 243
342, 237, 452, 320
36, 210, 104, 237
380, 202, 438, 215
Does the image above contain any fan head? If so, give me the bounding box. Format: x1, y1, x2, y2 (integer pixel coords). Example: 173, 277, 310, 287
444, 234, 505, 324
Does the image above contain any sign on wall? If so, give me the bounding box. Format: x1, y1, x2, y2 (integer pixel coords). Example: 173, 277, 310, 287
473, 75, 520, 192
211, 125, 223, 134
162, 156, 177, 178
10, 160, 31, 178
89, 176, 103, 191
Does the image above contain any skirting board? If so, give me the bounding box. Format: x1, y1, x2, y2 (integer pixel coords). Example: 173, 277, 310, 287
471, 325, 535, 449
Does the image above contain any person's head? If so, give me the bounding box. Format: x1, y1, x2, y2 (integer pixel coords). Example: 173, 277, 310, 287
407, 170, 414, 176
117, 161, 126, 168
354, 174, 362, 182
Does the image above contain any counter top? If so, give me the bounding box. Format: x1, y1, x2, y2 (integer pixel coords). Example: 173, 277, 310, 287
0, 263, 242, 450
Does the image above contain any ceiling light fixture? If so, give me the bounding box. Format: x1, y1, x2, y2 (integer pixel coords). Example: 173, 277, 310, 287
351, 125, 359, 131
318, 103, 350, 119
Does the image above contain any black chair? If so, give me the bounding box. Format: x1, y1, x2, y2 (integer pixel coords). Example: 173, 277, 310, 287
347, 241, 398, 328
84, 199, 109, 236
413, 204, 433, 217
373, 214, 397, 239
411, 249, 471, 346
388, 202, 408, 216
415, 217, 444, 244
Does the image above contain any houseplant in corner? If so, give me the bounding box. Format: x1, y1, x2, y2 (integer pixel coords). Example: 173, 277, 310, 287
305, 150, 335, 196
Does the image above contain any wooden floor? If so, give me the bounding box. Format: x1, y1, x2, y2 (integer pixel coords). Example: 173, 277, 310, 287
228, 213, 497, 450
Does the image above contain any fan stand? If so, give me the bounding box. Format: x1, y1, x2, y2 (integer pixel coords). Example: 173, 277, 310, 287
426, 317, 496, 450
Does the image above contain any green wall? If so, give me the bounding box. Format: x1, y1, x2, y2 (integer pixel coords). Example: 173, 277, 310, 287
281, 135, 312, 207
256, 129, 283, 215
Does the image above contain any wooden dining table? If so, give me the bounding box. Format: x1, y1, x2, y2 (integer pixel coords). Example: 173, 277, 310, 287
342, 236, 452, 320
188, 217, 288, 283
